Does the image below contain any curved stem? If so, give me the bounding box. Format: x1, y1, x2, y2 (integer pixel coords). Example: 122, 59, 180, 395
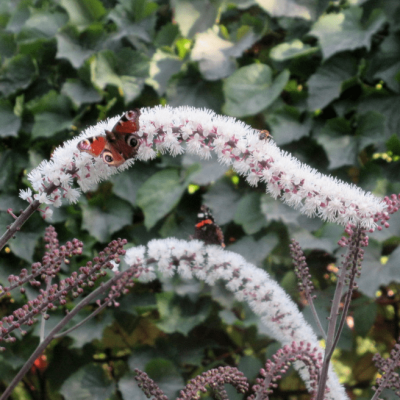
0, 200, 41, 252
53, 301, 109, 339
0, 271, 124, 400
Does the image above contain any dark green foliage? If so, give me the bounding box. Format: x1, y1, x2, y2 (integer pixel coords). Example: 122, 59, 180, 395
1, 0, 400, 399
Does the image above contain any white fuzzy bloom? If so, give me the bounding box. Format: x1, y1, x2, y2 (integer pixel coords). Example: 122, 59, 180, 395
122, 239, 346, 400
19, 188, 32, 201
20, 106, 385, 229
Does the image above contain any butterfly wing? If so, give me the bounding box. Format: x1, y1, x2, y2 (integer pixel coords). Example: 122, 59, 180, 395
77, 109, 141, 167
106, 110, 141, 160
77, 136, 125, 167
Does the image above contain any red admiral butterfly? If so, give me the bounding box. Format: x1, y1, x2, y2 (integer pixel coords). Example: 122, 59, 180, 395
193, 205, 225, 248
77, 109, 141, 167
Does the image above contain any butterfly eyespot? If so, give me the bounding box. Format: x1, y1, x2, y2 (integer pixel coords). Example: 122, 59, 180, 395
126, 135, 139, 148
102, 151, 114, 164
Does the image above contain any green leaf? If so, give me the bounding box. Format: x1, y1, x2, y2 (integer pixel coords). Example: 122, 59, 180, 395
228, 233, 278, 266
61, 79, 101, 107
63, 311, 113, 348
270, 39, 318, 61
108, 1, 154, 43
60, 0, 106, 30
145, 358, 185, 399
182, 154, 228, 185
0, 32, 17, 59
203, 179, 241, 225
171, 0, 221, 37
60, 364, 114, 400
81, 196, 133, 242
352, 298, 377, 336
307, 54, 358, 111
27, 91, 73, 138
17, 11, 68, 41
256, 0, 322, 20
315, 118, 357, 169
356, 112, 386, 150
91, 49, 149, 103
111, 164, 157, 207
0, 54, 36, 97
167, 74, 223, 111
191, 28, 257, 80
154, 22, 180, 47
0, 99, 20, 137
234, 192, 267, 234
358, 94, 400, 137
136, 169, 187, 229
56, 25, 103, 68
354, 240, 392, 297
223, 64, 289, 117
119, 374, 149, 400
369, 32, 400, 93
267, 106, 311, 145
9, 231, 42, 263
146, 49, 182, 96
260, 194, 301, 225
156, 292, 211, 335
309, 7, 386, 60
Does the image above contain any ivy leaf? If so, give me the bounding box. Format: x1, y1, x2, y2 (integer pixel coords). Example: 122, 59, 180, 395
91, 49, 149, 103
9, 231, 42, 263
60, 364, 114, 400
260, 194, 300, 225
146, 49, 182, 95
234, 192, 267, 234
256, 0, 323, 20
0, 32, 16, 59
137, 168, 197, 230
356, 240, 396, 297
145, 358, 185, 399
315, 118, 357, 169
119, 374, 149, 400
171, 0, 221, 37
0, 99, 21, 137
59, 0, 106, 30
192, 28, 258, 80
156, 292, 211, 335
167, 75, 223, 112
0, 54, 36, 97
56, 25, 103, 68
203, 179, 241, 225
17, 11, 68, 41
356, 112, 386, 150
223, 64, 289, 117
81, 196, 133, 242
182, 154, 228, 185
358, 94, 400, 137
307, 54, 358, 111
310, 7, 386, 60
27, 90, 73, 138
61, 79, 101, 107
228, 234, 278, 266
111, 164, 157, 207
267, 106, 311, 145
369, 32, 400, 93
270, 39, 318, 61
352, 298, 377, 336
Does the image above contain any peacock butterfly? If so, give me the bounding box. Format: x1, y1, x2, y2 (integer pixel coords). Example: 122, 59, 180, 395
77, 109, 141, 167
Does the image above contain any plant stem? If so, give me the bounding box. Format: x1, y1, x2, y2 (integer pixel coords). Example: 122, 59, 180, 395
315, 228, 362, 400
0, 271, 124, 400
0, 183, 59, 252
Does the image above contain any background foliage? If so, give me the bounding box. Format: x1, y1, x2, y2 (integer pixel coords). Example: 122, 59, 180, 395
1, 0, 400, 398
